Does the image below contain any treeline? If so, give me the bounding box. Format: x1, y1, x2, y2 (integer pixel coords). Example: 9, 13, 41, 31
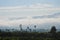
0, 26, 60, 40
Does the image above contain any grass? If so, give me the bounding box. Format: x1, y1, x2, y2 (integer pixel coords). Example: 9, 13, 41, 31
0, 37, 60, 40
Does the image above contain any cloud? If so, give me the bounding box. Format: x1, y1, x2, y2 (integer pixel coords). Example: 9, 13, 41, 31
32, 13, 60, 19
0, 3, 60, 26
29, 3, 53, 8
9, 17, 27, 20
0, 3, 53, 9
0, 3, 60, 13
0, 16, 60, 26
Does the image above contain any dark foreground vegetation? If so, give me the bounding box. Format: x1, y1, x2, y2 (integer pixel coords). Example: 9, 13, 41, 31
0, 26, 60, 40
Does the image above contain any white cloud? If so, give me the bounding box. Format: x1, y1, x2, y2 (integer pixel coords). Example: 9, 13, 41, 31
0, 3, 60, 17
0, 3, 60, 12
29, 3, 53, 8
0, 3, 53, 9
0, 18, 60, 26
0, 3, 60, 26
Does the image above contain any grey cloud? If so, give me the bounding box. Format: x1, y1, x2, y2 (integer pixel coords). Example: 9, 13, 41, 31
9, 17, 27, 20
32, 12, 60, 19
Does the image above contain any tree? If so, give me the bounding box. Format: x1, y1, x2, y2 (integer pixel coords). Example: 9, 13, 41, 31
27, 27, 29, 32
27, 27, 29, 29
29, 29, 31, 32
0, 29, 1, 33
6, 29, 10, 32
34, 25, 36, 28
34, 25, 36, 32
12, 29, 15, 31
19, 24, 22, 32
50, 26, 56, 33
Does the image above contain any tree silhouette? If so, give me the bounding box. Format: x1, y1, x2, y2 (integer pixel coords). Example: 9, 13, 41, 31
50, 26, 56, 33
34, 25, 36, 32
27, 27, 29, 29
6, 29, 10, 32
19, 24, 22, 32
0, 29, 1, 33
12, 29, 15, 31
29, 29, 31, 32
27, 27, 29, 32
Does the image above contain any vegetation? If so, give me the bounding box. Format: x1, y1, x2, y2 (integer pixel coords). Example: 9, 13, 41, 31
0, 25, 60, 40
50, 26, 56, 33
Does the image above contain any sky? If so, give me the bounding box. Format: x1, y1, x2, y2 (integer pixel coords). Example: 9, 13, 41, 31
0, 0, 60, 7
0, 0, 60, 16
0, 0, 60, 27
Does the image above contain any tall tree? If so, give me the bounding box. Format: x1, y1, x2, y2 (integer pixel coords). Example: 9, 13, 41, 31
0, 29, 1, 33
6, 29, 10, 32
27, 27, 29, 32
19, 24, 22, 32
34, 25, 36, 32
50, 26, 56, 33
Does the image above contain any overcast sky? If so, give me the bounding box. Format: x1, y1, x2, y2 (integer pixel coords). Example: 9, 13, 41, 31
0, 0, 60, 17
0, 0, 60, 26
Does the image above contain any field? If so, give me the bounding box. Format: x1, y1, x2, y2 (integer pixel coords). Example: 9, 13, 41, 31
0, 32, 60, 40
0, 37, 60, 40
0, 26, 60, 40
